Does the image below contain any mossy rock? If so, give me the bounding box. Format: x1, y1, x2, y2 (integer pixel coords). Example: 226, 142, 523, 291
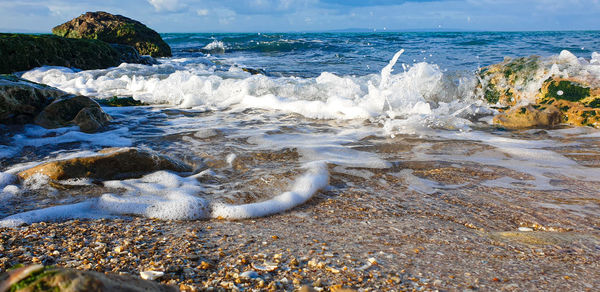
493, 104, 562, 129
53, 11, 171, 57
0, 264, 176, 292
98, 96, 146, 107
479, 55, 600, 129
0, 74, 68, 124
537, 77, 600, 128
0, 33, 123, 74
477, 56, 542, 107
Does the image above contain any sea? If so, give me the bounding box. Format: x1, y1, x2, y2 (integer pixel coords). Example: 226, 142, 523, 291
1, 31, 600, 226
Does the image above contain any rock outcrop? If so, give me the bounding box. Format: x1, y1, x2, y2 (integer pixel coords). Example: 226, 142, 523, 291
478, 51, 600, 128
18, 147, 192, 181
1, 75, 113, 132
0, 33, 123, 74
0, 75, 66, 124
53, 11, 172, 57
0, 264, 176, 292
34, 95, 111, 132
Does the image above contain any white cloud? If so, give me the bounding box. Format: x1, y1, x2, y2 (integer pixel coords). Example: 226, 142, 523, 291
196, 9, 209, 16
148, 0, 187, 12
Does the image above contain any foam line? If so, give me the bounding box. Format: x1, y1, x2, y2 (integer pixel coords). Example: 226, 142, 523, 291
211, 161, 329, 219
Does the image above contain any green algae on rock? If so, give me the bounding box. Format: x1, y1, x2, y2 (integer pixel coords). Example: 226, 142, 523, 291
53, 11, 171, 57
477, 56, 543, 108
537, 77, 600, 128
0, 75, 67, 124
98, 96, 146, 107
478, 54, 600, 129
0, 264, 176, 292
493, 104, 562, 129
0, 33, 123, 74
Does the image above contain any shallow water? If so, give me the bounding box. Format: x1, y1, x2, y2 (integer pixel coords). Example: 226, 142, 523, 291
1, 32, 599, 226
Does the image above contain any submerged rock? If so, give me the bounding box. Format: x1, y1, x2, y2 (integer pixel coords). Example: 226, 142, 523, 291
18, 147, 192, 181
0, 264, 176, 292
0, 75, 67, 124
53, 11, 172, 57
478, 52, 600, 128
34, 95, 111, 133
98, 96, 146, 107
0, 33, 123, 74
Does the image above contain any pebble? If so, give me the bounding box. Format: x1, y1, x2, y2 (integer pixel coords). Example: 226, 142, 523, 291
240, 271, 260, 279
140, 270, 164, 280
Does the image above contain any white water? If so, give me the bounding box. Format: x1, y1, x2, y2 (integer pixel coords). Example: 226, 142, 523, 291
0, 162, 328, 227
20, 50, 485, 133
2, 50, 600, 226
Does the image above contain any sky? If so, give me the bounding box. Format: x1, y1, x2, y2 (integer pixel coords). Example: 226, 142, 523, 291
1, 0, 600, 33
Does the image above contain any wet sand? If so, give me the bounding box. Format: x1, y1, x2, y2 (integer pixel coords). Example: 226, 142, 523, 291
1, 147, 599, 291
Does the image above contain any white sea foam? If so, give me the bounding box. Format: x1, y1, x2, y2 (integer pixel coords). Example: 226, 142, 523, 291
211, 161, 329, 219
19, 50, 485, 134
0, 162, 329, 226
0, 125, 132, 159
0, 201, 104, 228
202, 40, 226, 53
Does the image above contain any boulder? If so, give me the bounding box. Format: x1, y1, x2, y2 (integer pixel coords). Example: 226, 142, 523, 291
110, 43, 158, 65
0, 75, 67, 124
0, 264, 176, 292
493, 104, 562, 129
0, 33, 123, 74
18, 147, 193, 181
53, 11, 172, 57
477, 52, 600, 128
537, 77, 600, 127
34, 95, 111, 133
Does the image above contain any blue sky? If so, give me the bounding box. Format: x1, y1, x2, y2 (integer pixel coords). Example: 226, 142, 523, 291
1, 0, 599, 33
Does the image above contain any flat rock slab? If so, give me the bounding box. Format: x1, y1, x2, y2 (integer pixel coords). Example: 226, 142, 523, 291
18, 147, 192, 181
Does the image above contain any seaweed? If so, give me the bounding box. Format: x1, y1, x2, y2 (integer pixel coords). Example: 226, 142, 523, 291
484, 83, 501, 104
98, 96, 146, 107
559, 105, 570, 112
9, 266, 59, 292
503, 56, 540, 83
586, 98, 600, 108
545, 80, 590, 102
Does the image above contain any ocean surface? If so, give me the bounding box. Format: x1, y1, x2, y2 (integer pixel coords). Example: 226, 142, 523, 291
1, 32, 600, 226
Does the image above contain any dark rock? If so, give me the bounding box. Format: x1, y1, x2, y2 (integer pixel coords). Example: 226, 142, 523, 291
0, 33, 123, 74
0, 264, 176, 292
110, 43, 158, 65
18, 147, 193, 181
53, 11, 172, 57
34, 95, 111, 132
98, 96, 146, 107
0, 74, 67, 124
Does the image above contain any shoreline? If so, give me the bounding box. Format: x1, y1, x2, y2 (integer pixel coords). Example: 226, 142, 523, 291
2, 162, 599, 291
